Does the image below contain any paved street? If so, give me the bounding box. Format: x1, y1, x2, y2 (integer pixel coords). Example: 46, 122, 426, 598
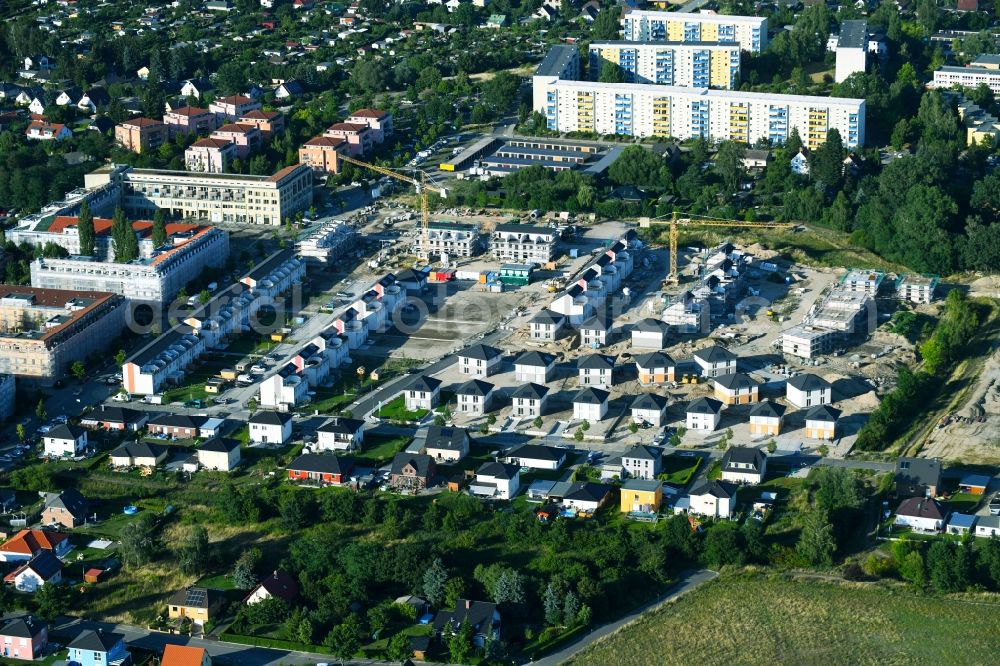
527, 569, 718, 666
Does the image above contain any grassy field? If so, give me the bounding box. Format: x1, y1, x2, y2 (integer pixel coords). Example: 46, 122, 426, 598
566, 572, 1000, 666
659, 455, 701, 487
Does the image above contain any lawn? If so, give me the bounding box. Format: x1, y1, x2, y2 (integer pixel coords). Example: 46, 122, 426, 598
566, 572, 1000, 666
659, 455, 701, 487
355, 435, 411, 466
197, 572, 236, 590
375, 396, 428, 422
943, 492, 982, 514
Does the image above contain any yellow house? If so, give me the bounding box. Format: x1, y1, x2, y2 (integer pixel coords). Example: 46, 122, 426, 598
748, 400, 786, 436
168, 587, 220, 625
713, 373, 759, 405
804, 405, 840, 441
219, 368, 237, 381
620, 479, 663, 514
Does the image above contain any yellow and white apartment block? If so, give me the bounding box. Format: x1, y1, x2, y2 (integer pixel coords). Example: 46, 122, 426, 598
621, 10, 767, 53
589, 41, 741, 89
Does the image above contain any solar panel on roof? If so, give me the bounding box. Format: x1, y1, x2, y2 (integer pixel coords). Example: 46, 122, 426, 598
187, 588, 207, 606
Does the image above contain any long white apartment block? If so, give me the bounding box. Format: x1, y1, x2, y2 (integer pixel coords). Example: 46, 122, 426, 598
621, 10, 768, 53
933, 66, 1000, 94
589, 41, 741, 89
537, 79, 865, 148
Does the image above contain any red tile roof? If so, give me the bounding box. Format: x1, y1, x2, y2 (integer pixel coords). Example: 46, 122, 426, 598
122, 117, 165, 128
216, 95, 254, 105
167, 106, 210, 117
269, 164, 307, 182
214, 123, 255, 134
327, 122, 368, 133
348, 108, 388, 119
49, 216, 202, 238
303, 136, 345, 148
190, 138, 233, 149
162, 644, 209, 666
0, 529, 68, 556
240, 110, 282, 120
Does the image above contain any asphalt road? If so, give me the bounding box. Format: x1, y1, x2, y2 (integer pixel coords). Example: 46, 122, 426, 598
527, 569, 718, 666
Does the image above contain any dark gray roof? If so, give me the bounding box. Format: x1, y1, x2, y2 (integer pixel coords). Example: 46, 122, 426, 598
0, 616, 46, 639
623, 444, 661, 460
249, 410, 293, 426
477, 462, 519, 480
530, 309, 566, 326
693, 345, 737, 363
894, 457, 941, 486
67, 629, 124, 653
198, 437, 240, 453
633, 318, 669, 333
714, 373, 756, 390
457, 379, 494, 397
838, 19, 867, 49
633, 351, 676, 368
390, 452, 434, 477
168, 586, 215, 609
44, 488, 88, 517
580, 313, 612, 331
787, 373, 831, 391
512, 382, 549, 400
110, 441, 164, 460
563, 481, 610, 503
433, 599, 498, 636
805, 404, 841, 422
630, 393, 668, 411
515, 350, 556, 367
535, 44, 578, 77
85, 405, 145, 425
722, 446, 766, 472
316, 417, 365, 435
47, 424, 85, 440
573, 387, 609, 404
687, 397, 722, 414
749, 400, 786, 418
503, 443, 565, 462
22, 550, 61, 580
577, 354, 614, 370
244, 249, 295, 282
149, 413, 208, 429
424, 426, 469, 451
459, 344, 502, 361
408, 375, 442, 392
690, 480, 738, 499
288, 453, 353, 475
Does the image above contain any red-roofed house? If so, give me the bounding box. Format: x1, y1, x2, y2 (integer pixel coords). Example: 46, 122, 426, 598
185, 138, 237, 173
164, 106, 218, 135
114, 117, 168, 153
298, 136, 347, 173
237, 110, 285, 139
323, 122, 373, 156
210, 123, 262, 158
345, 108, 393, 143
244, 569, 299, 605
209, 95, 261, 122
0, 530, 70, 563
162, 644, 212, 666
25, 121, 71, 141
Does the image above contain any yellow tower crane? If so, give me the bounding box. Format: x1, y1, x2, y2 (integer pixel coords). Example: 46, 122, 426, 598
338, 154, 447, 237
639, 212, 795, 284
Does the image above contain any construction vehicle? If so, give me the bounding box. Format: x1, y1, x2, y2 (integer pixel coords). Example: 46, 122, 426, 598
338, 155, 448, 256
639, 212, 795, 284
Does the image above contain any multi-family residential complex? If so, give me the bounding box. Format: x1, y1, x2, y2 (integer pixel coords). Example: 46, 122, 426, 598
0, 287, 126, 382
122, 250, 305, 395
933, 64, 1000, 94
532, 44, 582, 112
589, 41, 741, 89
296, 220, 358, 265
114, 118, 169, 154
299, 136, 348, 173
419, 221, 481, 259
548, 234, 633, 326
184, 138, 237, 173
0, 373, 14, 421
536, 78, 865, 148
835, 20, 868, 83
83, 163, 312, 225
620, 10, 768, 53
490, 224, 557, 264
344, 108, 393, 143
28, 224, 229, 304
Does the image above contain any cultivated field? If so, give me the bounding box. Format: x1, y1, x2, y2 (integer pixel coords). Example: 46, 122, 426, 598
565, 572, 999, 666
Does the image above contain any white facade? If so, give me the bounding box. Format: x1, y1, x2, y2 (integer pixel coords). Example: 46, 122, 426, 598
620, 10, 768, 53
198, 442, 241, 471
933, 66, 1000, 95
43, 430, 87, 457
538, 79, 865, 149
258, 372, 308, 409
786, 380, 832, 409
457, 389, 493, 415
11, 562, 61, 592
491, 225, 556, 264
249, 417, 292, 445
512, 393, 547, 418
405, 386, 440, 411
686, 405, 721, 431
514, 361, 554, 384
589, 41, 741, 89
474, 465, 521, 500
689, 487, 734, 518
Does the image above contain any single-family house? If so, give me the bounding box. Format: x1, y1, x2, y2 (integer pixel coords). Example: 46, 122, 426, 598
631, 318, 669, 349
316, 417, 365, 451
43, 424, 87, 458
790, 148, 810, 175
244, 569, 298, 605
947, 513, 977, 536
786, 374, 832, 409
405, 375, 442, 411
77, 87, 110, 114
958, 474, 991, 495
422, 426, 470, 462
894, 457, 941, 498
577, 354, 614, 388
633, 351, 676, 385
456, 379, 495, 415
168, 587, 222, 625
514, 351, 557, 384
458, 344, 503, 377
561, 482, 612, 512
67, 630, 129, 666
389, 453, 436, 491
109, 441, 168, 469
0, 616, 48, 661
579, 313, 612, 348
162, 644, 212, 666
894, 497, 947, 532
249, 411, 293, 445
511, 382, 549, 418
180, 78, 213, 99
622, 444, 662, 480
529, 309, 566, 341
620, 479, 663, 513
275, 80, 305, 99
287, 453, 354, 485
720, 446, 767, 484
975, 515, 1000, 538
686, 397, 723, 431
80, 405, 148, 432
0, 530, 69, 563
472, 462, 521, 500
804, 404, 840, 440
433, 599, 500, 648
147, 414, 214, 439
4, 551, 62, 592
748, 400, 785, 436
693, 346, 738, 378
713, 373, 759, 405
572, 387, 609, 422
688, 480, 738, 519
501, 443, 565, 470
197, 437, 241, 471
630, 393, 668, 427
41, 489, 88, 528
